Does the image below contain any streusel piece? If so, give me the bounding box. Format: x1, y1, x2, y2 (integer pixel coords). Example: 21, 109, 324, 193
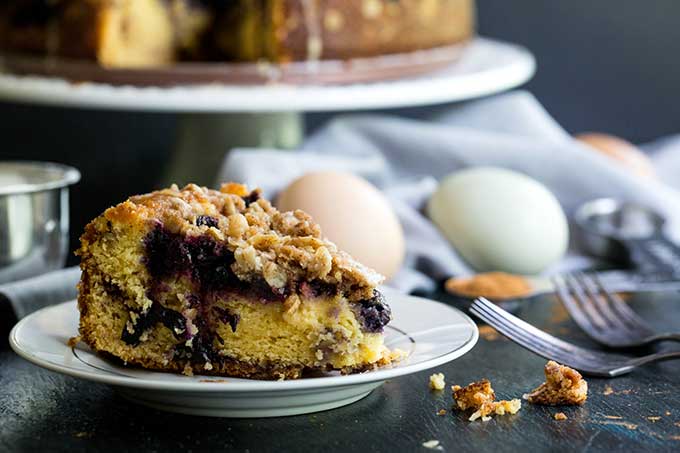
452, 379, 521, 421
524, 361, 588, 405
452, 379, 495, 410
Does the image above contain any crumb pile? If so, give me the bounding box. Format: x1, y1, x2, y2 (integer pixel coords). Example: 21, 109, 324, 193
447, 361, 588, 422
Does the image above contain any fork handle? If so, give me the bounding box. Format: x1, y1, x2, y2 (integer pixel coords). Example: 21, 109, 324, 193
649, 333, 680, 343
617, 351, 680, 377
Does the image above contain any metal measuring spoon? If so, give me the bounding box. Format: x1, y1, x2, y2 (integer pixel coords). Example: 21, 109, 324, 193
575, 198, 680, 278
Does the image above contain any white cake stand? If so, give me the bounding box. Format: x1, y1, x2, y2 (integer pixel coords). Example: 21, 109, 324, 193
0, 38, 535, 185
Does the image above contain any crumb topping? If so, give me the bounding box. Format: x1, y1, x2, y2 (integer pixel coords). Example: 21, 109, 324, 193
524, 361, 588, 406
429, 373, 446, 391
97, 183, 384, 302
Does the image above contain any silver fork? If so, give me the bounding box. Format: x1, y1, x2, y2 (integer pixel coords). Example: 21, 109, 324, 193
469, 297, 680, 377
553, 272, 680, 348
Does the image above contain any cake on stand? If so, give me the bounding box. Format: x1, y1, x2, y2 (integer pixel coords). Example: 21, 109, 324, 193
0, 38, 535, 186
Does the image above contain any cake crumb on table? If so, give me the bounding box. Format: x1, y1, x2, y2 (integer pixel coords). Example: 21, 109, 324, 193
554, 412, 567, 421
422, 440, 443, 450
437, 409, 447, 416
524, 361, 588, 405
452, 379, 495, 410
429, 373, 446, 391
452, 379, 521, 422
469, 399, 521, 422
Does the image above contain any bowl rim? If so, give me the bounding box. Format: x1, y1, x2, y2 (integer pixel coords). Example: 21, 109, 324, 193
0, 161, 81, 196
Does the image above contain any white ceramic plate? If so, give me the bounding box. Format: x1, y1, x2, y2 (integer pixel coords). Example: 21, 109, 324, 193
9, 293, 478, 418
0, 38, 534, 112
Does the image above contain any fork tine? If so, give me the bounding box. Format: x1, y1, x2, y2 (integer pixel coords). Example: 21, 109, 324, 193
470, 298, 607, 366
592, 273, 654, 333
471, 297, 618, 361
576, 272, 631, 331
564, 273, 609, 330
552, 275, 601, 336
472, 300, 680, 376
469, 302, 575, 365
470, 298, 622, 375
472, 297, 582, 352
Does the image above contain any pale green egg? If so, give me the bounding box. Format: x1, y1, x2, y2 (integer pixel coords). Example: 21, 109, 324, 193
428, 167, 569, 275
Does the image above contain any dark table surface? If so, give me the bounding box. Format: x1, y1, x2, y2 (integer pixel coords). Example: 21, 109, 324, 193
1, 290, 679, 453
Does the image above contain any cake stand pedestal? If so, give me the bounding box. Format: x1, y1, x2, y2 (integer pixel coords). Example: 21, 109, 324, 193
0, 38, 535, 186
168, 112, 304, 186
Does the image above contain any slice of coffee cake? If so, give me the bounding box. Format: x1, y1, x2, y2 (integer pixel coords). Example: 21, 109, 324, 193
77, 183, 394, 380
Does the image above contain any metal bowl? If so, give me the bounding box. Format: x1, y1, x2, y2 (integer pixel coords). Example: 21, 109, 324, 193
0, 161, 80, 284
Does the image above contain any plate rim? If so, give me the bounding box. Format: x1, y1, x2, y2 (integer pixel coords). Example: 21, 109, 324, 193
9, 294, 478, 393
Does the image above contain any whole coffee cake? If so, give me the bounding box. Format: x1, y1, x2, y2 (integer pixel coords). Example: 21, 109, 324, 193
77, 183, 394, 380
0, 0, 475, 66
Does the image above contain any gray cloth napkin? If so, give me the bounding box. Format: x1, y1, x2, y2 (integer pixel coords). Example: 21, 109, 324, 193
219, 90, 680, 293
0, 266, 80, 320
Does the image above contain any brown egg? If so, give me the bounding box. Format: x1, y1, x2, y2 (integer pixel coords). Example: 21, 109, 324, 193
277, 172, 405, 280
575, 132, 656, 178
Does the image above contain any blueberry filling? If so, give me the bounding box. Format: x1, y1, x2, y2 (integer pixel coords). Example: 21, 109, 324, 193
121, 303, 186, 346
143, 225, 285, 301
143, 226, 192, 279
196, 215, 219, 228
135, 225, 288, 363
213, 306, 240, 333
242, 190, 260, 207
133, 225, 387, 363
354, 290, 392, 333
299, 280, 338, 299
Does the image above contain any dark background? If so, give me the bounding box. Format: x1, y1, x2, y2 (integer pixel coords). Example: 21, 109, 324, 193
1, 0, 679, 254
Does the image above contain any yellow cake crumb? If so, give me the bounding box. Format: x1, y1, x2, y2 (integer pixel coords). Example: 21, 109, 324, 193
524, 361, 588, 405
437, 409, 447, 416
554, 412, 567, 421
469, 399, 521, 422
429, 373, 446, 391
422, 440, 442, 450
